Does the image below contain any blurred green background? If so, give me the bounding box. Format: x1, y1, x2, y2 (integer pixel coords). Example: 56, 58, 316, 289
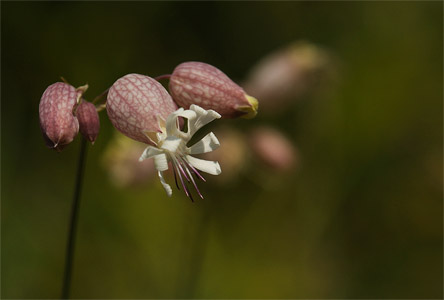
2, 1, 442, 299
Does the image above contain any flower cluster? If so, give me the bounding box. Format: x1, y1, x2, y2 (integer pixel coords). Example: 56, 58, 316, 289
39, 62, 258, 200
39, 83, 100, 151
99, 42, 332, 191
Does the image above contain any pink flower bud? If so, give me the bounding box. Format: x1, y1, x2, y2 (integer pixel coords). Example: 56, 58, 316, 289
102, 133, 157, 188
243, 41, 330, 113
76, 100, 100, 144
200, 127, 248, 184
39, 82, 79, 151
106, 73, 178, 145
169, 62, 258, 119
249, 126, 298, 172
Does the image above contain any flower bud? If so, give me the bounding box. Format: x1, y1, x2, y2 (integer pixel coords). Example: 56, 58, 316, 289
169, 62, 258, 119
102, 132, 157, 188
106, 73, 178, 145
76, 100, 100, 144
39, 82, 79, 151
243, 41, 330, 113
249, 126, 298, 172
200, 127, 248, 184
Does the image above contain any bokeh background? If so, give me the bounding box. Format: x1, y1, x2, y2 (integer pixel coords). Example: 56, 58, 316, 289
1, 1, 442, 299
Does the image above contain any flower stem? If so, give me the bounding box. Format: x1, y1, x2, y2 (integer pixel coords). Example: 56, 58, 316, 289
92, 87, 110, 105
61, 137, 88, 299
176, 208, 212, 298
154, 74, 171, 81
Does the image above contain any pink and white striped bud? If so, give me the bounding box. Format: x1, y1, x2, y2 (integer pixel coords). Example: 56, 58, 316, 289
169, 62, 258, 119
39, 82, 79, 151
76, 100, 100, 144
106, 73, 178, 145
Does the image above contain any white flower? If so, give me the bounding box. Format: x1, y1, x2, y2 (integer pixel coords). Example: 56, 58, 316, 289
139, 104, 222, 200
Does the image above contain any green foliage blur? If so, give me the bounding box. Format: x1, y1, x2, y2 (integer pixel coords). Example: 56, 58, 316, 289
2, 2, 442, 299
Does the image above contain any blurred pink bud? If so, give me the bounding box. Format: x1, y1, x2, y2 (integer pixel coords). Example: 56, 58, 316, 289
39, 82, 79, 151
106, 73, 177, 145
200, 127, 248, 183
249, 127, 298, 172
169, 62, 258, 119
76, 100, 100, 144
243, 41, 330, 112
102, 133, 157, 188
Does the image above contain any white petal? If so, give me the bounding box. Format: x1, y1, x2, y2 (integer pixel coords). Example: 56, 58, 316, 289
188, 132, 220, 154
186, 155, 221, 175
158, 171, 172, 197
166, 108, 196, 138
160, 136, 182, 152
178, 109, 198, 120
153, 153, 169, 171
189, 105, 221, 136
139, 146, 164, 161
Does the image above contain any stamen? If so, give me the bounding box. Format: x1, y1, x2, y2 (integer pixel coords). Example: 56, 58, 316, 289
172, 157, 193, 201
176, 163, 189, 197
172, 165, 180, 190
172, 155, 191, 182
182, 162, 204, 199
177, 161, 191, 182
183, 158, 206, 182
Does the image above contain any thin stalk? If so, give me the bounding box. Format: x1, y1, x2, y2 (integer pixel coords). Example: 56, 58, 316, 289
176, 207, 212, 298
154, 74, 171, 81
92, 88, 109, 105
61, 138, 88, 299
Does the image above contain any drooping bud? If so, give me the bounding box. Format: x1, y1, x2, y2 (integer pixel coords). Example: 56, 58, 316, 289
249, 126, 298, 172
200, 127, 248, 183
39, 82, 79, 151
243, 41, 330, 113
102, 132, 157, 188
76, 100, 100, 144
106, 73, 178, 145
169, 62, 258, 119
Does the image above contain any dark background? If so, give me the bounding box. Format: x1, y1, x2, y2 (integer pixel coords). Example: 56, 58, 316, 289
2, 1, 442, 299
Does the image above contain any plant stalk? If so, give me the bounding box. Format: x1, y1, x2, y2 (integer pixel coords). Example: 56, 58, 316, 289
154, 74, 171, 81
61, 138, 88, 299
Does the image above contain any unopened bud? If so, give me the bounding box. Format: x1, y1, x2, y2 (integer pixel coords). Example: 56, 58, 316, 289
200, 127, 248, 183
106, 73, 178, 145
243, 41, 330, 112
39, 82, 79, 151
76, 100, 100, 144
102, 132, 157, 188
169, 62, 258, 119
249, 127, 298, 172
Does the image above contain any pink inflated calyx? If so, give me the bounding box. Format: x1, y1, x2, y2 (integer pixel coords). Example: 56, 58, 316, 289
106, 73, 178, 145
169, 62, 258, 119
76, 100, 100, 144
250, 126, 297, 172
39, 82, 79, 151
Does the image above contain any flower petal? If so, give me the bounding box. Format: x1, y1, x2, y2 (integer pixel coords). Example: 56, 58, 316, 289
188, 132, 220, 154
139, 146, 164, 161
188, 105, 221, 136
158, 171, 172, 197
165, 108, 196, 138
153, 153, 169, 171
185, 155, 221, 175
160, 136, 183, 152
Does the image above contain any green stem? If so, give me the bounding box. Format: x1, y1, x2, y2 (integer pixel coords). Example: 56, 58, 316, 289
176, 208, 212, 298
61, 138, 88, 299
